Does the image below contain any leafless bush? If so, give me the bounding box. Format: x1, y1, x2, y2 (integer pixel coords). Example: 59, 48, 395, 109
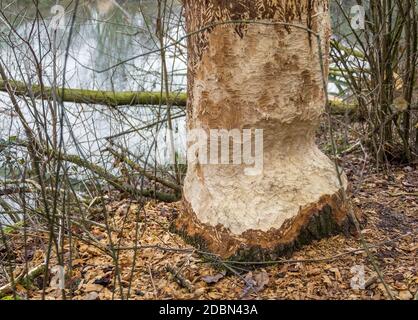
330, 0, 418, 167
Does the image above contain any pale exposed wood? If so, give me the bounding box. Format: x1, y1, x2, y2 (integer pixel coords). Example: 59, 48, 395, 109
177, 0, 350, 259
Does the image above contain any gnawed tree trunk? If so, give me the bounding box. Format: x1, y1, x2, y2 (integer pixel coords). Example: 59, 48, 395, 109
174, 0, 351, 261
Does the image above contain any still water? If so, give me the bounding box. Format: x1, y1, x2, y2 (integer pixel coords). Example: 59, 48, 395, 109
0, 0, 187, 177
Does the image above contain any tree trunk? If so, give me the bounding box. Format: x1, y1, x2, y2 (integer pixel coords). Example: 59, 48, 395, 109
174, 0, 351, 261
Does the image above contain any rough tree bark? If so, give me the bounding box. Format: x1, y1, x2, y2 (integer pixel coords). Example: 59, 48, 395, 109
174, 0, 352, 261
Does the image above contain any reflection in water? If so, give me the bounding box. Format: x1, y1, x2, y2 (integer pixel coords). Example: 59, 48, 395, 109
1, 0, 185, 90
0, 0, 187, 179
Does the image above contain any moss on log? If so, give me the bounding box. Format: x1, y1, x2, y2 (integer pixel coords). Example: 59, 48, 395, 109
2, 221, 24, 235
0, 80, 187, 107
0, 79, 357, 115
330, 40, 365, 59
328, 99, 358, 115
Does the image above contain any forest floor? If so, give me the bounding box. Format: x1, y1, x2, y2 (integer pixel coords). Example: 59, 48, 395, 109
1, 120, 418, 300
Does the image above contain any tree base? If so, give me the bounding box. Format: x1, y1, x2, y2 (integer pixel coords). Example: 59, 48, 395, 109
172, 190, 356, 262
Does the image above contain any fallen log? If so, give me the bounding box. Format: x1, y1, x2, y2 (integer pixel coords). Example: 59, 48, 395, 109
10, 138, 180, 202
330, 39, 365, 59
1, 79, 357, 115
0, 80, 187, 107
54, 152, 180, 202
106, 147, 182, 193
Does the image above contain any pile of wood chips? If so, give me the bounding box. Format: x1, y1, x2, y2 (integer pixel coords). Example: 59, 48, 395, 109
1, 161, 417, 300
